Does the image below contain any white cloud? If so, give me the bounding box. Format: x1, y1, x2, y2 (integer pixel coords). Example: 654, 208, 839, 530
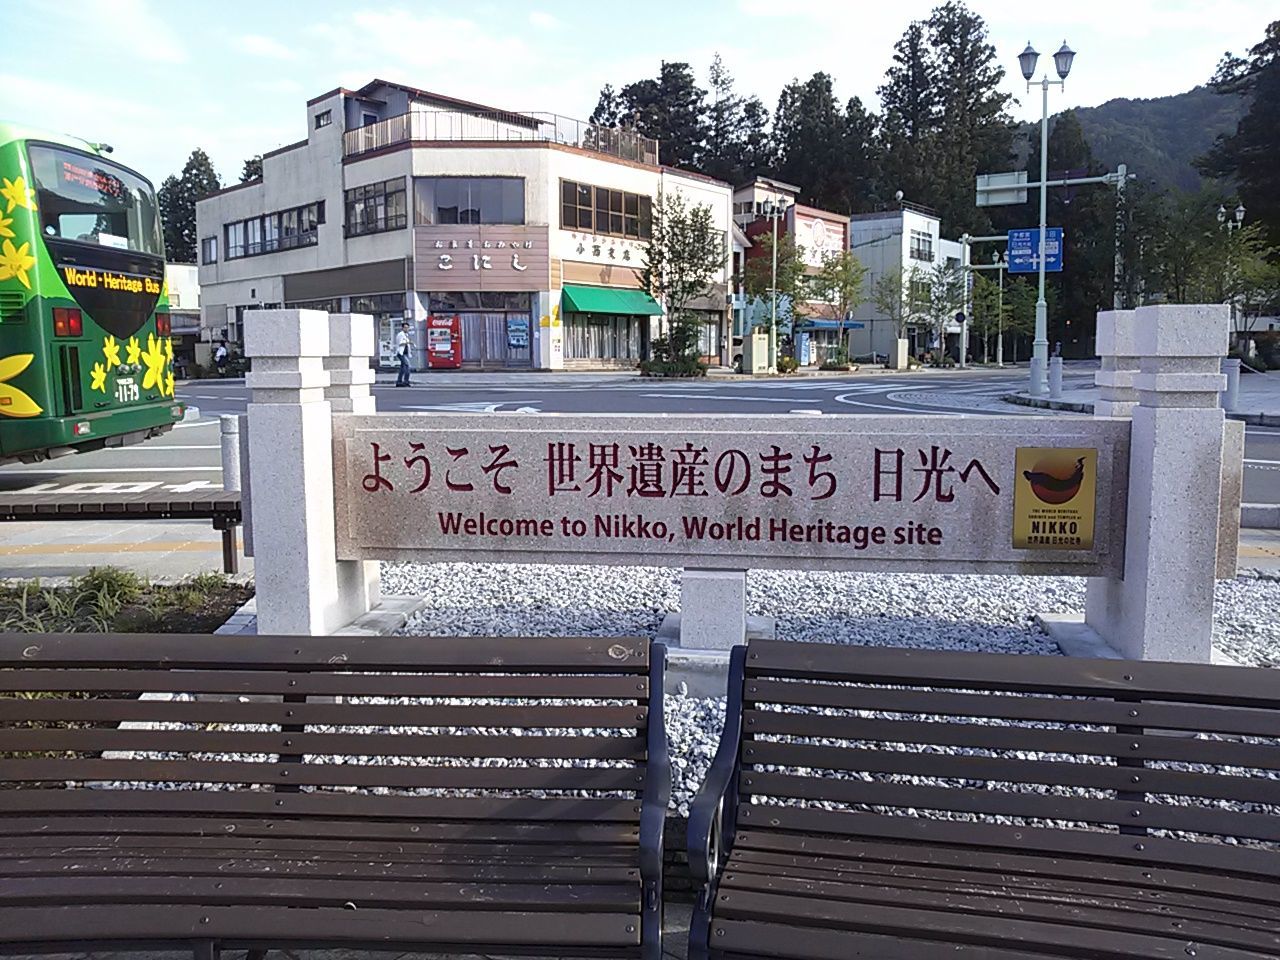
236, 34, 298, 60
529, 10, 559, 29
51, 0, 188, 63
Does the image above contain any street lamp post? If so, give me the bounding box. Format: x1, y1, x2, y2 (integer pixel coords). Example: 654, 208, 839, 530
761, 197, 787, 374
1217, 202, 1246, 336
1019, 40, 1075, 397
992, 250, 1007, 368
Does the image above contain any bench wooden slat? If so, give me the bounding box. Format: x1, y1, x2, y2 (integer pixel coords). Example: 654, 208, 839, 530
0, 728, 647, 761
0, 758, 645, 793
709, 919, 1043, 960
0, 905, 643, 950
0, 633, 649, 672
742, 710, 1280, 771
0, 697, 647, 730
740, 771, 1280, 843
0, 855, 639, 884
0, 875, 639, 911
723, 852, 1280, 925
0, 816, 638, 846
0, 788, 643, 823
728, 834, 1280, 907
745, 639, 1280, 709
0, 667, 648, 700
713, 888, 1278, 960
744, 678, 1280, 738
743, 740, 1280, 806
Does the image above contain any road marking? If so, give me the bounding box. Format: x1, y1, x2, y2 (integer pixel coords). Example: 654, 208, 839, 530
401, 402, 506, 412
642, 393, 818, 404
831, 392, 971, 414
1244, 458, 1280, 465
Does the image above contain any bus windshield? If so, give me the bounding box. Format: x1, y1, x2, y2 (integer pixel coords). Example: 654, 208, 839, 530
27, 144, 164, 257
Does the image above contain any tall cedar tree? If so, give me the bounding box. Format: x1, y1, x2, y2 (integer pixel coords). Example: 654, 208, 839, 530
240, 155, 263, 183
772, 73, 847, 212
1026, 110, 1114, 352
843, 97, 882, 213
616, 62, 709, 170
701, 54, 770, 184
1197, 21, 1280, 243
158, 148, 221, 262
879, 3, 1013, 235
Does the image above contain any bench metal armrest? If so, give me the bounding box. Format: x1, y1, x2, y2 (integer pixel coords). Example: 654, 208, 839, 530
639, 642, 671, 883
687, 645, 747, 894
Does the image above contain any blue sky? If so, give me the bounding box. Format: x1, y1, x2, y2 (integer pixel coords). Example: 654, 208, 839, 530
3, 0, 1274, 186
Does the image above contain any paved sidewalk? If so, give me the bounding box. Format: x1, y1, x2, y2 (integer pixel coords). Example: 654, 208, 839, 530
0, 520, 249, 580
1004, 369, 1280, 425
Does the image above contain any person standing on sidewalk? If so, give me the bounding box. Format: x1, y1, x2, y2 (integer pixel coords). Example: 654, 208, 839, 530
395, 322, 413, 387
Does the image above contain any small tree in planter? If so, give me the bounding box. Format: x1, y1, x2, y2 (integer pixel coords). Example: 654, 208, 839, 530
641, 191, 726, 376
809, 250, 869, 365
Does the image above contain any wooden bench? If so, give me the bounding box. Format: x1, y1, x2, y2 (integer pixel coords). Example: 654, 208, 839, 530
688, 639, 1280, 960
0, 490, 243, 573
0, 632, 669, 959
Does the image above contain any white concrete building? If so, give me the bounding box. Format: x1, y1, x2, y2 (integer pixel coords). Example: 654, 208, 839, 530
195, 80, 732, 370
163, 263, 201, 372
848, 202, 965, 360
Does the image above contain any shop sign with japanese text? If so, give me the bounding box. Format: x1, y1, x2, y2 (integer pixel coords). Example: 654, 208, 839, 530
333, 415, 1129, 576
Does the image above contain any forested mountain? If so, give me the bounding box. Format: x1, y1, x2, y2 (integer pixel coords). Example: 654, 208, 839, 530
1037, 87, 1243, 192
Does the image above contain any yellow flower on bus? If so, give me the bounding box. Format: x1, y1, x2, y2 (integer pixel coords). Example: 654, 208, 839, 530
90, 362, 107, 393
164, 337, 174, 363
140, 333, 166, 391
0, 176, 36, 213
164, 370, 175, 398
0, 213, 13, 239
103, 336, 122, 368
126, 336, 142, 366
0, 353, 43, 418
0, 239, 36, 290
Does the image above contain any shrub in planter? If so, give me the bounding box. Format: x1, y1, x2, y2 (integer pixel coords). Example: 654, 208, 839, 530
777, 356, 799, 374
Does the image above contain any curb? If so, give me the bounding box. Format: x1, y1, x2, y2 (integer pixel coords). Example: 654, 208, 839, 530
1001, 393, 1280, 425
1242, 504, 1280, 529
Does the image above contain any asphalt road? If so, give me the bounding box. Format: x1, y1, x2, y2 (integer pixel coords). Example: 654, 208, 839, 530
0, 367, 1275, 505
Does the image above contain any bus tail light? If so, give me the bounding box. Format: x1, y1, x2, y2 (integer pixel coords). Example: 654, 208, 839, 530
53, 308, 83, 337
155, 312, 171, 336
73, 422, 92, 437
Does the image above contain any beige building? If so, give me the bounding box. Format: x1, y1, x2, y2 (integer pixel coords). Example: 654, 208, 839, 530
195, 80, 732, 370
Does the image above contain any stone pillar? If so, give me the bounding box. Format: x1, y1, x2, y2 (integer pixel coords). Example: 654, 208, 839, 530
1028, 357, 1045, 397
1222, 357, 1241, 413
1048, 357, 1064, 399
326, 313, 381, 615
1093, 310, 1140, 418
680, 569, 747, 650
1085, 304, 1229, 662
245, 309, 373, 635
219, 415, 241, 492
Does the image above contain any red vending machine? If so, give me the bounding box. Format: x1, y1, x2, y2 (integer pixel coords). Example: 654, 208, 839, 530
426, 315, 462, 369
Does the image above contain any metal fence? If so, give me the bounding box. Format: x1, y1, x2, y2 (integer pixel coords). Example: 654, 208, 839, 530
343, 110, 660, 166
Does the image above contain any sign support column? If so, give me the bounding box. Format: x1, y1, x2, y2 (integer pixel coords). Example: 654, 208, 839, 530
245, 309, 374, 635
1085, 304, 1229, 661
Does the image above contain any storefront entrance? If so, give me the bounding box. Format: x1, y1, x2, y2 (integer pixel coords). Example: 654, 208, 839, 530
427, 293, 533, 369
559, 284, 662, 367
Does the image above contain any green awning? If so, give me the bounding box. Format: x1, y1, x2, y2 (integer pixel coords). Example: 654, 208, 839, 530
561, 284, 662, 316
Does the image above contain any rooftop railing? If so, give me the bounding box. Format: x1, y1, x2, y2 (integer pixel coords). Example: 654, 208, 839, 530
343, 110, 660, 166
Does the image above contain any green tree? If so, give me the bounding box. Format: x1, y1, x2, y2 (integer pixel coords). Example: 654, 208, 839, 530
970, 272, 1011, 362
842, 96, 883, 213
926, 261, 965, 361
640, 190, 726, 367
808, 251, 869, 342
904, 264, 933, 336
772, 73, 848, 212
873, 266, 909, 339
1197, 20, 1280, 242
157, 148, 221, 263
615, 62, 709, 170
743, 231, 808, 325
1004, 276, 1051, 360
240, 155, 263, 183
878, 20, 939, 207
701, 54, 770, 184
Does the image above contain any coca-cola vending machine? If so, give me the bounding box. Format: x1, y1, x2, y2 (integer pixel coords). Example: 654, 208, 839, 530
427, 315, 462, 369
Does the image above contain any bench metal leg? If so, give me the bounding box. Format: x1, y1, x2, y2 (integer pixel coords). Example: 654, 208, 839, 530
245, 950, 268, 960
220, 523, 239, 574
194, 941, 219, 960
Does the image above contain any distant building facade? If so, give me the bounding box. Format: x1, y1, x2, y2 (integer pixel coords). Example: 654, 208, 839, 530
195, 80, 732, 370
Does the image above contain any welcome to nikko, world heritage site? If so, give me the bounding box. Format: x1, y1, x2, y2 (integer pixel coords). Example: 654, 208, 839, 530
1, 6, 1280, 959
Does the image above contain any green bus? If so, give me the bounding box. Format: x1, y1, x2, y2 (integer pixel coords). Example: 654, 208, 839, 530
0, 121, 182, 464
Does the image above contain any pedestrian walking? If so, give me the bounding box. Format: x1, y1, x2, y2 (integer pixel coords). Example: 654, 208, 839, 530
213, 340, 228, 378
395, 322, 413, 387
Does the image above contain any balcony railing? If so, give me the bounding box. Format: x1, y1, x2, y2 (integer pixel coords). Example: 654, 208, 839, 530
343, 110, 660, 166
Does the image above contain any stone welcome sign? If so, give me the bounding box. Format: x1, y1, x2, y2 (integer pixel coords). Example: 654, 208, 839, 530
333, 414, 1130, 577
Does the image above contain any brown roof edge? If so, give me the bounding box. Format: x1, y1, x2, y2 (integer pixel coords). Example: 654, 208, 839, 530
263, 139, 307, 160
306, 87, 354, 106
794, 203, 850, 223
661, 165, 731, 188
355, 79, 542, 128
200, 177, 264, 201
343, 139, 663, 173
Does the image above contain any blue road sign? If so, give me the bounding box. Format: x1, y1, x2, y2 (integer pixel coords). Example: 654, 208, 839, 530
1008, 227, 1063, 273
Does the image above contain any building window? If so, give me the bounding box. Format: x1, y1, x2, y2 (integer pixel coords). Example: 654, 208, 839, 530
909, 229, 934, 262
414, 177, 525, 225
200, 236, 218, 264
314, 110, 332, 129
222, 201, 323, 260
344, 177, 408, 237
560, 180, 651, 239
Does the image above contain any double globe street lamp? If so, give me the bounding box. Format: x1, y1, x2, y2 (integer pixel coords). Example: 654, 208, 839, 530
760, 197, 788, 374
1019, 39, 1075, 397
